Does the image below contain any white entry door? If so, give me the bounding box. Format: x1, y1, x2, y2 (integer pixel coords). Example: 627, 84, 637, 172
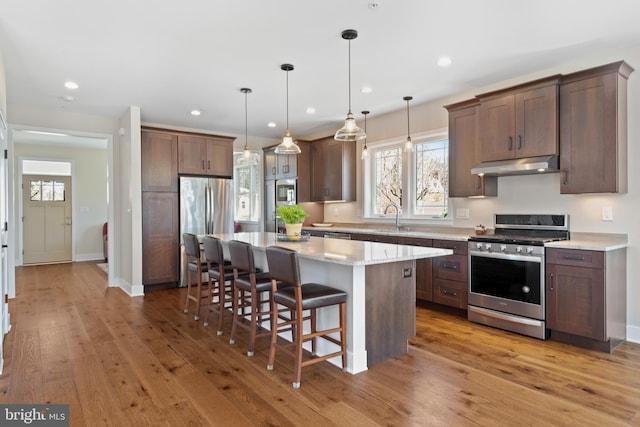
22, 175, 72, 264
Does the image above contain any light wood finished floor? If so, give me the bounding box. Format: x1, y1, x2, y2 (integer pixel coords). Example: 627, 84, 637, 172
1, 261, 639, 426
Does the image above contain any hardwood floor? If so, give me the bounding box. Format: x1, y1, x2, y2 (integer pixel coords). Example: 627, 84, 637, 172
1, 262, 639, 426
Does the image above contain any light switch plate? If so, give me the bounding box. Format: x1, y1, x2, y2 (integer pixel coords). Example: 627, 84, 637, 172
602, 206, 613, 221
456, 208, 469, 219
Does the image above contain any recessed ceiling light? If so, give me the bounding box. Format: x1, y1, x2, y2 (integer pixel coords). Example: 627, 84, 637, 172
64, 81, 79, 90
267, 122, 276, 128
306, 107, 316, 114
190, 109, 201, 116
361, 86, 373, 94
437, 56, 452, 67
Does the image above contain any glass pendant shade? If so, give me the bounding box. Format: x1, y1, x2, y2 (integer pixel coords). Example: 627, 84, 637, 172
335, 29, 366, 142
275, 63, 301, 155
274, 130, 301, 154
239, 88, 254, 162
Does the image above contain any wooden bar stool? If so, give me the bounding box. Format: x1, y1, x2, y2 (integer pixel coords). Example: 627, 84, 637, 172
183, 233, 209, 320
228, 240, 281, 357
201, 236, 236, 335
265, 246, 347, 389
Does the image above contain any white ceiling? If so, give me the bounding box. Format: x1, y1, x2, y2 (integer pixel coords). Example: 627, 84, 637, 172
2, 0, 640, 143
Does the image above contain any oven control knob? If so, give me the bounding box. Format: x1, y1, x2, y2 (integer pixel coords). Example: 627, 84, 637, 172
476, 242, 483, 250
485, 243, 492, 252
526, 247, 533, 254
516, 246, 523, 253
500, 245, 507, 252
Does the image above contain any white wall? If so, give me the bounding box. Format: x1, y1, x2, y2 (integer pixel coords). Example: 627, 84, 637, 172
0, 50, 6, 119
323, 44, 640, 339
13, 143, 108, 260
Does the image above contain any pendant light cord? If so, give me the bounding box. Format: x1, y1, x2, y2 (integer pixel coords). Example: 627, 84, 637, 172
348, 38, 352, 114
286, 69, 290, 130
406, 99, 410, 137
244, 90, 248, 147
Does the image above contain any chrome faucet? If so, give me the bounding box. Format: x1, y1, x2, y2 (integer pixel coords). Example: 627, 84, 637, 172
383, 203, 401, 230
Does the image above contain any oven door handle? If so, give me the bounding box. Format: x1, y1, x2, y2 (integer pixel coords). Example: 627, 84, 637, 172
469, 250, 542, 263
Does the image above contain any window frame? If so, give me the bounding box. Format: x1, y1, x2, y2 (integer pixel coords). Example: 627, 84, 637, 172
233, 152, 261, 223
363, 128, 450, 224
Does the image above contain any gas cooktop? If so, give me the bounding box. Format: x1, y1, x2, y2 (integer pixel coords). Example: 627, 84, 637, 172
469, 214, 570, 246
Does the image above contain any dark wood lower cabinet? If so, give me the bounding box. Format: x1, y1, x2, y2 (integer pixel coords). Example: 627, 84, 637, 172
398, 237, 434, 302
142, 192, 179, 286
546, 247, 626, 352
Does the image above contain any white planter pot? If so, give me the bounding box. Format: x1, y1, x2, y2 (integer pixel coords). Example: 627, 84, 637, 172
285, 223, 303, 240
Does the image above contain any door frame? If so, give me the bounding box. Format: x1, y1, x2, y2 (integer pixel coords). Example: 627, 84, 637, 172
20, 168, 74, 265
7, 125, 115, 297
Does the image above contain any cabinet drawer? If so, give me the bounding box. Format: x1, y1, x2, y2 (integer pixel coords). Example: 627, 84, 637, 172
433, 278, 468, 309
398, 237, 433, 247
351, 233, 399, 244
546, 248, 604, 268
433, 254, 468, 282
433, 239, 468, 255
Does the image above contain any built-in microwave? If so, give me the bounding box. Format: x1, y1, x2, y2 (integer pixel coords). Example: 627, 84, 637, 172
276, 179, 296, 203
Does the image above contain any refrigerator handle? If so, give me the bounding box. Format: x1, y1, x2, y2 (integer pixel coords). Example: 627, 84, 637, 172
204, 182, 210, 234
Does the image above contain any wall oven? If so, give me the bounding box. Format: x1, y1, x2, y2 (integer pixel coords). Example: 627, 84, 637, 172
468, 214, 569, 339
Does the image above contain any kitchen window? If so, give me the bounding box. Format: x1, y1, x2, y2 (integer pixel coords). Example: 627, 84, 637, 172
364, 129, 449, 220
233, 153, 260, 222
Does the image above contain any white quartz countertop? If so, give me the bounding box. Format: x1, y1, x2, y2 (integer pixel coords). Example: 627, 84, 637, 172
209, 232, 453, 266
545, 232, 628, 251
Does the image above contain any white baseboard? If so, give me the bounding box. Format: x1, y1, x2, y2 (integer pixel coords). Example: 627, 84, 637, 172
627, 325, 640, 344
117, 278, 144, 297
76, 253, 105, 262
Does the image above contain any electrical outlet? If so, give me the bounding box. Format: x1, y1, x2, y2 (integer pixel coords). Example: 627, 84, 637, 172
602, 206, 613, 221
456, 208, 469, 219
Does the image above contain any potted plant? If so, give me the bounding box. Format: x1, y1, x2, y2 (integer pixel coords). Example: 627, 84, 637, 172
277, 204, 308, 240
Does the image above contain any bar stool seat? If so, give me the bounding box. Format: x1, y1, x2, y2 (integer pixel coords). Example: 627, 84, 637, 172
183, 233, 209, 321
265, 246, 347, 389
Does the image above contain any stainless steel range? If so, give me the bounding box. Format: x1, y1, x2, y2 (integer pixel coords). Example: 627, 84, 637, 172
467, 214, 569, 339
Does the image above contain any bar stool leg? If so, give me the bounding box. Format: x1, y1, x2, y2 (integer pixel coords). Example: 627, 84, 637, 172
247, 287, 258, 357
293, 305, 304, 389
229, 286, 240, 345
340, 302, 347, 371
184, 268, 192, 314
311, 308, 317, 355
266, 297, 279, 371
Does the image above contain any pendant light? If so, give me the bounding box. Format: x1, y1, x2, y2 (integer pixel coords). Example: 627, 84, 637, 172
334, 29, 366, 142
361, 110, 370, 160
241, 88, 252, 159
274, 63, 301, 154
403, 96, 414, 152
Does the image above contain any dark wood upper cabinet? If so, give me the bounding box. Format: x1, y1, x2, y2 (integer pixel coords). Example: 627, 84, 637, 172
559, 61, 633, 194
178, 134, 234, 178
141, 130, 178, 192
445, 99, 497, 197
310, 136, 356, 202
478, 77, 559, 162
262, 141, 311, 203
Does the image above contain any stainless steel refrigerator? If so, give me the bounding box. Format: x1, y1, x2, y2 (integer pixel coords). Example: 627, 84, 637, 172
179, 176, 234, 286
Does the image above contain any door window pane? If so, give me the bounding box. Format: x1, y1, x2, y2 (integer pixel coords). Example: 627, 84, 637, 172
29, 179, 66, 201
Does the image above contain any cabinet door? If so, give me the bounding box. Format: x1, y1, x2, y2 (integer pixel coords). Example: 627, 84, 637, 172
399, 237, 434, 301
515, 84, 558, 158
560, 72, 621, 194
142, 192, 179, 285
264, 148, 277, 180
141, 131, 178, 192
448, 104, 497, 197
546, 263, 605, 340
479, 94, 515, 161
178, 135, 207, 175
433, 278, 468, 309
311, 139, 329, 201
205, 137, 233, 177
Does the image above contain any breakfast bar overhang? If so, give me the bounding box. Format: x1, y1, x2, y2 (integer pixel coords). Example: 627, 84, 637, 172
211, 232, 453, 374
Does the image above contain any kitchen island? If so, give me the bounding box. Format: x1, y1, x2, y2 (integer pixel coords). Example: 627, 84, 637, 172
209, 232, 453, 374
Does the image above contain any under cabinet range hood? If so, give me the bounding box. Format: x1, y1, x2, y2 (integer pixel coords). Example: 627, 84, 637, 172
471, 155, 559, 176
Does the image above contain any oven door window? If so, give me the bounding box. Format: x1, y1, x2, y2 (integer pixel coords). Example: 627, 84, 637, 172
470, 255, 541, 304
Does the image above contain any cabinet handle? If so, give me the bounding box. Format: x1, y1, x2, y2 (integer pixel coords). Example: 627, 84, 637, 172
548, 273, 554, 291
517, 135, 522, 150
202, 160, 205, 170
508, 136, 513, 151
562, 169, 568, 185
442, 289, 457, 297
563, 255, 585, 261
441, 262, 458, 270
208, 160, 211, 170
272, 167, 276, 176
476, 176, 481, 190
282, 165, 289, 174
